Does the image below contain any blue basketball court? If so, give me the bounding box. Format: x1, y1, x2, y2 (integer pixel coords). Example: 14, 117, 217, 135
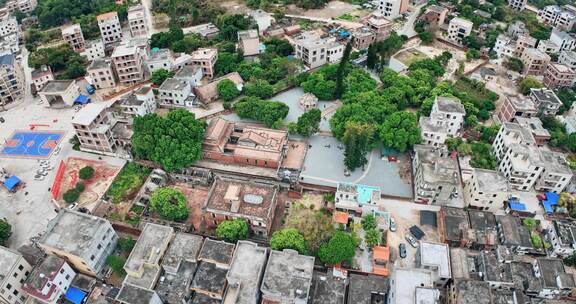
1, 131, 64, 158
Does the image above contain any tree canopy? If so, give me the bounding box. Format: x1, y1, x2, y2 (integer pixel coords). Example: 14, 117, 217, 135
343, 122, 375, 171
270, 228, 307, 254
150, 26, 184, 49
519, 77, 544, 95
217, 79, 241, 102
215, 14, 253, 41
151, 69, 175, 86
379, 112, 421, 152
29, 44, 86, 79
234, 96, 289, 127
318, 230, 357, 265
243, 79, 274, 99
216, 219, 249, 242
150, 188, 189, 222
0, 219, 12, 246
295, 109, 321, 137
78, 166, 95, 180
132, 110, 205, 171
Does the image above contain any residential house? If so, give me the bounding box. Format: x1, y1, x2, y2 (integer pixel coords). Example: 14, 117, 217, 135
260, 249, 315, 304
97, 12, 123, 47
375, 0, 409, 19
497, 94, 538, 122
559, 50, 576, 69
61, 24, 85, 53
413, 145, 461, 205
111, 40, 149, 85
71, 103, 118, 153
0, 53, 24, 107
520, 48, 551, 76
127, 5, 147, 38
447, 18, 473, 45
335, 183, 381, 214
190, 48, 218, 79
388, 268, 437, 304
118, 86, 156, 117
543, 63, 576, 89
364, 12, 393, 41
87, 59, 116, 90
464, 168, 511, 212
550, 29, 576, 52
419, 96, 466, 147
439, 207, 471, 247
416, 242, 452, 288
191, 239, 235, 301
538, 5, 576, 31
31, 65, 54, 92
532, 258, 576, 298
545, 220, 576, 258
0, 246, 32, 304
447, 279, 492, 304
38, 80, 80, 107
537, 39, 561, 54
224, 241, 268, 304
237, 30, 260, 56
495, 215, 534, 254
530, 88, 563, 116
158, 78, 194, 108
293, 31, 344, 69
21, 256, 76, 304
81, 39, 105, 61
508, 0, 527, 11
514, 117, 551, 146
38, 210, 118, 277
174, 65, 203, 87
536, 150, 572, 193
146, 48, 173, 73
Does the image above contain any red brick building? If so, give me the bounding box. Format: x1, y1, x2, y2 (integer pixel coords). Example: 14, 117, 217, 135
497, 94, 538, 122
543, 63, 576, 89
203, 117, 288, 169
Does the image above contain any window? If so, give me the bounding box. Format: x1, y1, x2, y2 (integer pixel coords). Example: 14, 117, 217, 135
18, 265, 23, 271
6, 283, 12, 290
65, 274, 70, 280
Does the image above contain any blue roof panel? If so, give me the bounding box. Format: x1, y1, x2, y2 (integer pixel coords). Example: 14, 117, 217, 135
65, 287, 87, 304
3, 176, 20, 191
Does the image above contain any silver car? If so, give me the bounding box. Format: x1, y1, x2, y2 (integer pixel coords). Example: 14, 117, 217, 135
405, 234, 419, 248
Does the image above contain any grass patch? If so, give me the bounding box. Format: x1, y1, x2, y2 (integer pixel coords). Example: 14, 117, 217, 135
503, 7, 551, 40
107, 162, 152, 204
394, 49, 429, 66
106, 255, 126, 276
336, 13, 354, 21
130, 205, 145, 214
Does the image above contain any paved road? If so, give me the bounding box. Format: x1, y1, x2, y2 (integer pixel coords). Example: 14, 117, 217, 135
397, 4, 426, 38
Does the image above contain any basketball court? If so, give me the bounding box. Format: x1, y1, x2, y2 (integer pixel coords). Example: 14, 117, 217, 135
1, 130, 65, 158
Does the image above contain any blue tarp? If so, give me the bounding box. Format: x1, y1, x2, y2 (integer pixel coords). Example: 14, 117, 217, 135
542, 192, 560, 214
64, 287, 87, 304
508, 201, 527, 211
74, 94, 90, 105
3, 175, 20, 191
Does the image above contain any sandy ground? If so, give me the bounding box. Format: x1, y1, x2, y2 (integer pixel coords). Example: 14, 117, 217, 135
286, 1, 365, 19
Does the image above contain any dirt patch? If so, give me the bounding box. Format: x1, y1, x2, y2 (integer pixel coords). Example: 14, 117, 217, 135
57, 157, 122, 210
219, 0, 251, 14
173, 183, 210, 232
394, 48, 429, 66
287, 1, 365, 19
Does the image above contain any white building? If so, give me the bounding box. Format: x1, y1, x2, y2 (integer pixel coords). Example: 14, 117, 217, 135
508, 0, 527, 11
494, 34, 537, 58
97, 11, 123, 47
550, 29, 576, 52
413, 145, 461, 205
388, 268, 437, 304
416, 242, 452, 288
81, 39, 105, 61
38, 80, 80, 107
532, 258, 575, 298
111, 40, 149, 85
61, 23, 85, 53
293, 31, 345, 69
374, 0, 409, 20
174, 65, 203, 87
538, 5, 576, 31
464, 168, 511, 212
1, 0, 37, 14
447, 18, 473, 45
559, 50, 576, 69
127, 5, 147, 38
22, 256, 76, 304
419, 96, 465, 147
146, 48, 174, 73
0, 246, 32, 304
0, 53, 24, 107
31, 65, 54, 92
119, 86, 156, 117
545, 221, 576, 258
0, 13, 19, 38
537, 39, 561, 54
536, 150, 572, 193
87, 59, 116, 90
237, 29, 261, 57
158, 78, 194, 108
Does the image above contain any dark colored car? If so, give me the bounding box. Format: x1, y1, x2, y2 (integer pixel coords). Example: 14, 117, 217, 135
399, 243, 407, 258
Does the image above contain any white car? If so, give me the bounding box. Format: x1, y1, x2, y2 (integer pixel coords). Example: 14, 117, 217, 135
34, 175, 44, 181
389, 217, 397, 232
68, 203, 78, 210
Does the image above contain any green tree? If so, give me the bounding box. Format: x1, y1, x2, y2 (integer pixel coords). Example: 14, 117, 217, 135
531, 233, 543, 249
505, 58, 524, 72
63, 189, 80, 203
150, 188, 189, 221
234, 96, 289, 127
217, 79, 240, 101
270, 228, 307, 254
265, 38, 293, 56
379, 112, 421, 152
365, 228, 380, 248
302, 72, 336, 100
243, 79, 274, 99
361, 214, 377, 230
296, 109, 321, 137
520, 77, 544, 95
118, 237, 136, 253
215, 52, 239, 76
318, 231, 357, 265
466, 49, 480, 60
334, 39, 353, 98
564, 253, 576, 267
216, 219, 249, 242
0, 219, 12, 246
78, 166, 95, 180
151, 69, 175, 86
367, 43, 378, 69
132, 110, 205, 171
216, 14, 252, 41
106, 255, 126, 275
75, 182, 85, 192
342, 122, 374, 171
419, 31, 434, 44
150, 26, 184, 48
523, 218, 537, 231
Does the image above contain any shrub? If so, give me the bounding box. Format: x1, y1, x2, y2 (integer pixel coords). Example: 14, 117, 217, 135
63, 189, 80, 203
216, 219, 249, 242
78, 166, 95, 180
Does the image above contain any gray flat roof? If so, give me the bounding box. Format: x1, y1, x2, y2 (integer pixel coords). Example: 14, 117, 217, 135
436, 96, 465, 114
116, 283, 157, 304
226, 241, 268, 304
159, 78, 188, 91
347, 273, 387, 304
88, 58, 111, 70
191, 261, 228, 296
71, 102, 109, 126
261, 249, 315, 302
453, 279, 491, 304
198, 238, 235, 265
390, 268, 433, 304
419, 242, 451, 279
473, 169, 510, 193
0, 246, 21, 280
24, 255, 65, 291
161, 233, 203, 274
39, 210, 112, 260
124, 223, 174, 274
155, 260, 196, 304
41, 80, 74, 93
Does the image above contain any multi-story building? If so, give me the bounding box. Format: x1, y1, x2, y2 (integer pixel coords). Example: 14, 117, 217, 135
532, 258, 576, 298
413, 145, 461, 205
146, 48, 173, 73
496, 215, 534, 254
158, 78, 194, 107
225, 241, 268, 304
415, 242, 452, 288
237, 30, 260, 57
520, 48, 551, 76
530, 88, 563, 116
81, 39, 105, 61
38, 210, 118, 277
189, 48, 218, 79
61, 24, 85, 53
334, 183, 382, 214
508, 0, 527, 11
31, 65, 54, 92
174, 65, 203, 87
204, 176, 279, 237
550, 29, 576, 52
545, 220, 576, 258
38, 80, 80, 107
464, 168, 511, 212
0, 13, 19, 39
514, 116, 551, 146
111, 40, 149, 85
0, 54, 24, 108
536, 150, 572, 193
492, 122, 549, 191
496, 94, 537, 122
71, 103, 117, 153
538, 5, 576, 31
419, 96, 466, 147
447, 17, 473, 45
260, 249, 315, 304
494, 34, 538, 58
537, 39, 561, 54
87, 59, 116, 90
0, 246, 32, 304
543, 63, 576, 89
97, 11, 123, 47
293, 31, 344, 69
22, 256, 76, 304
375, 0, 409, 19
127, 5, 147, 38
1, 0, 37, 14
119, 86, 155, 117
559, 50, 576, 69
364, 12, 393, 41
420, 5, 449, 27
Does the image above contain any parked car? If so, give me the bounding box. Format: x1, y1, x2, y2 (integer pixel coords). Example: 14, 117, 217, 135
86, 84, 96, 95
389, 217, 397, 232
405, 234, 419, 248
68, 203, 78, 210
399, 243, 407, 258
